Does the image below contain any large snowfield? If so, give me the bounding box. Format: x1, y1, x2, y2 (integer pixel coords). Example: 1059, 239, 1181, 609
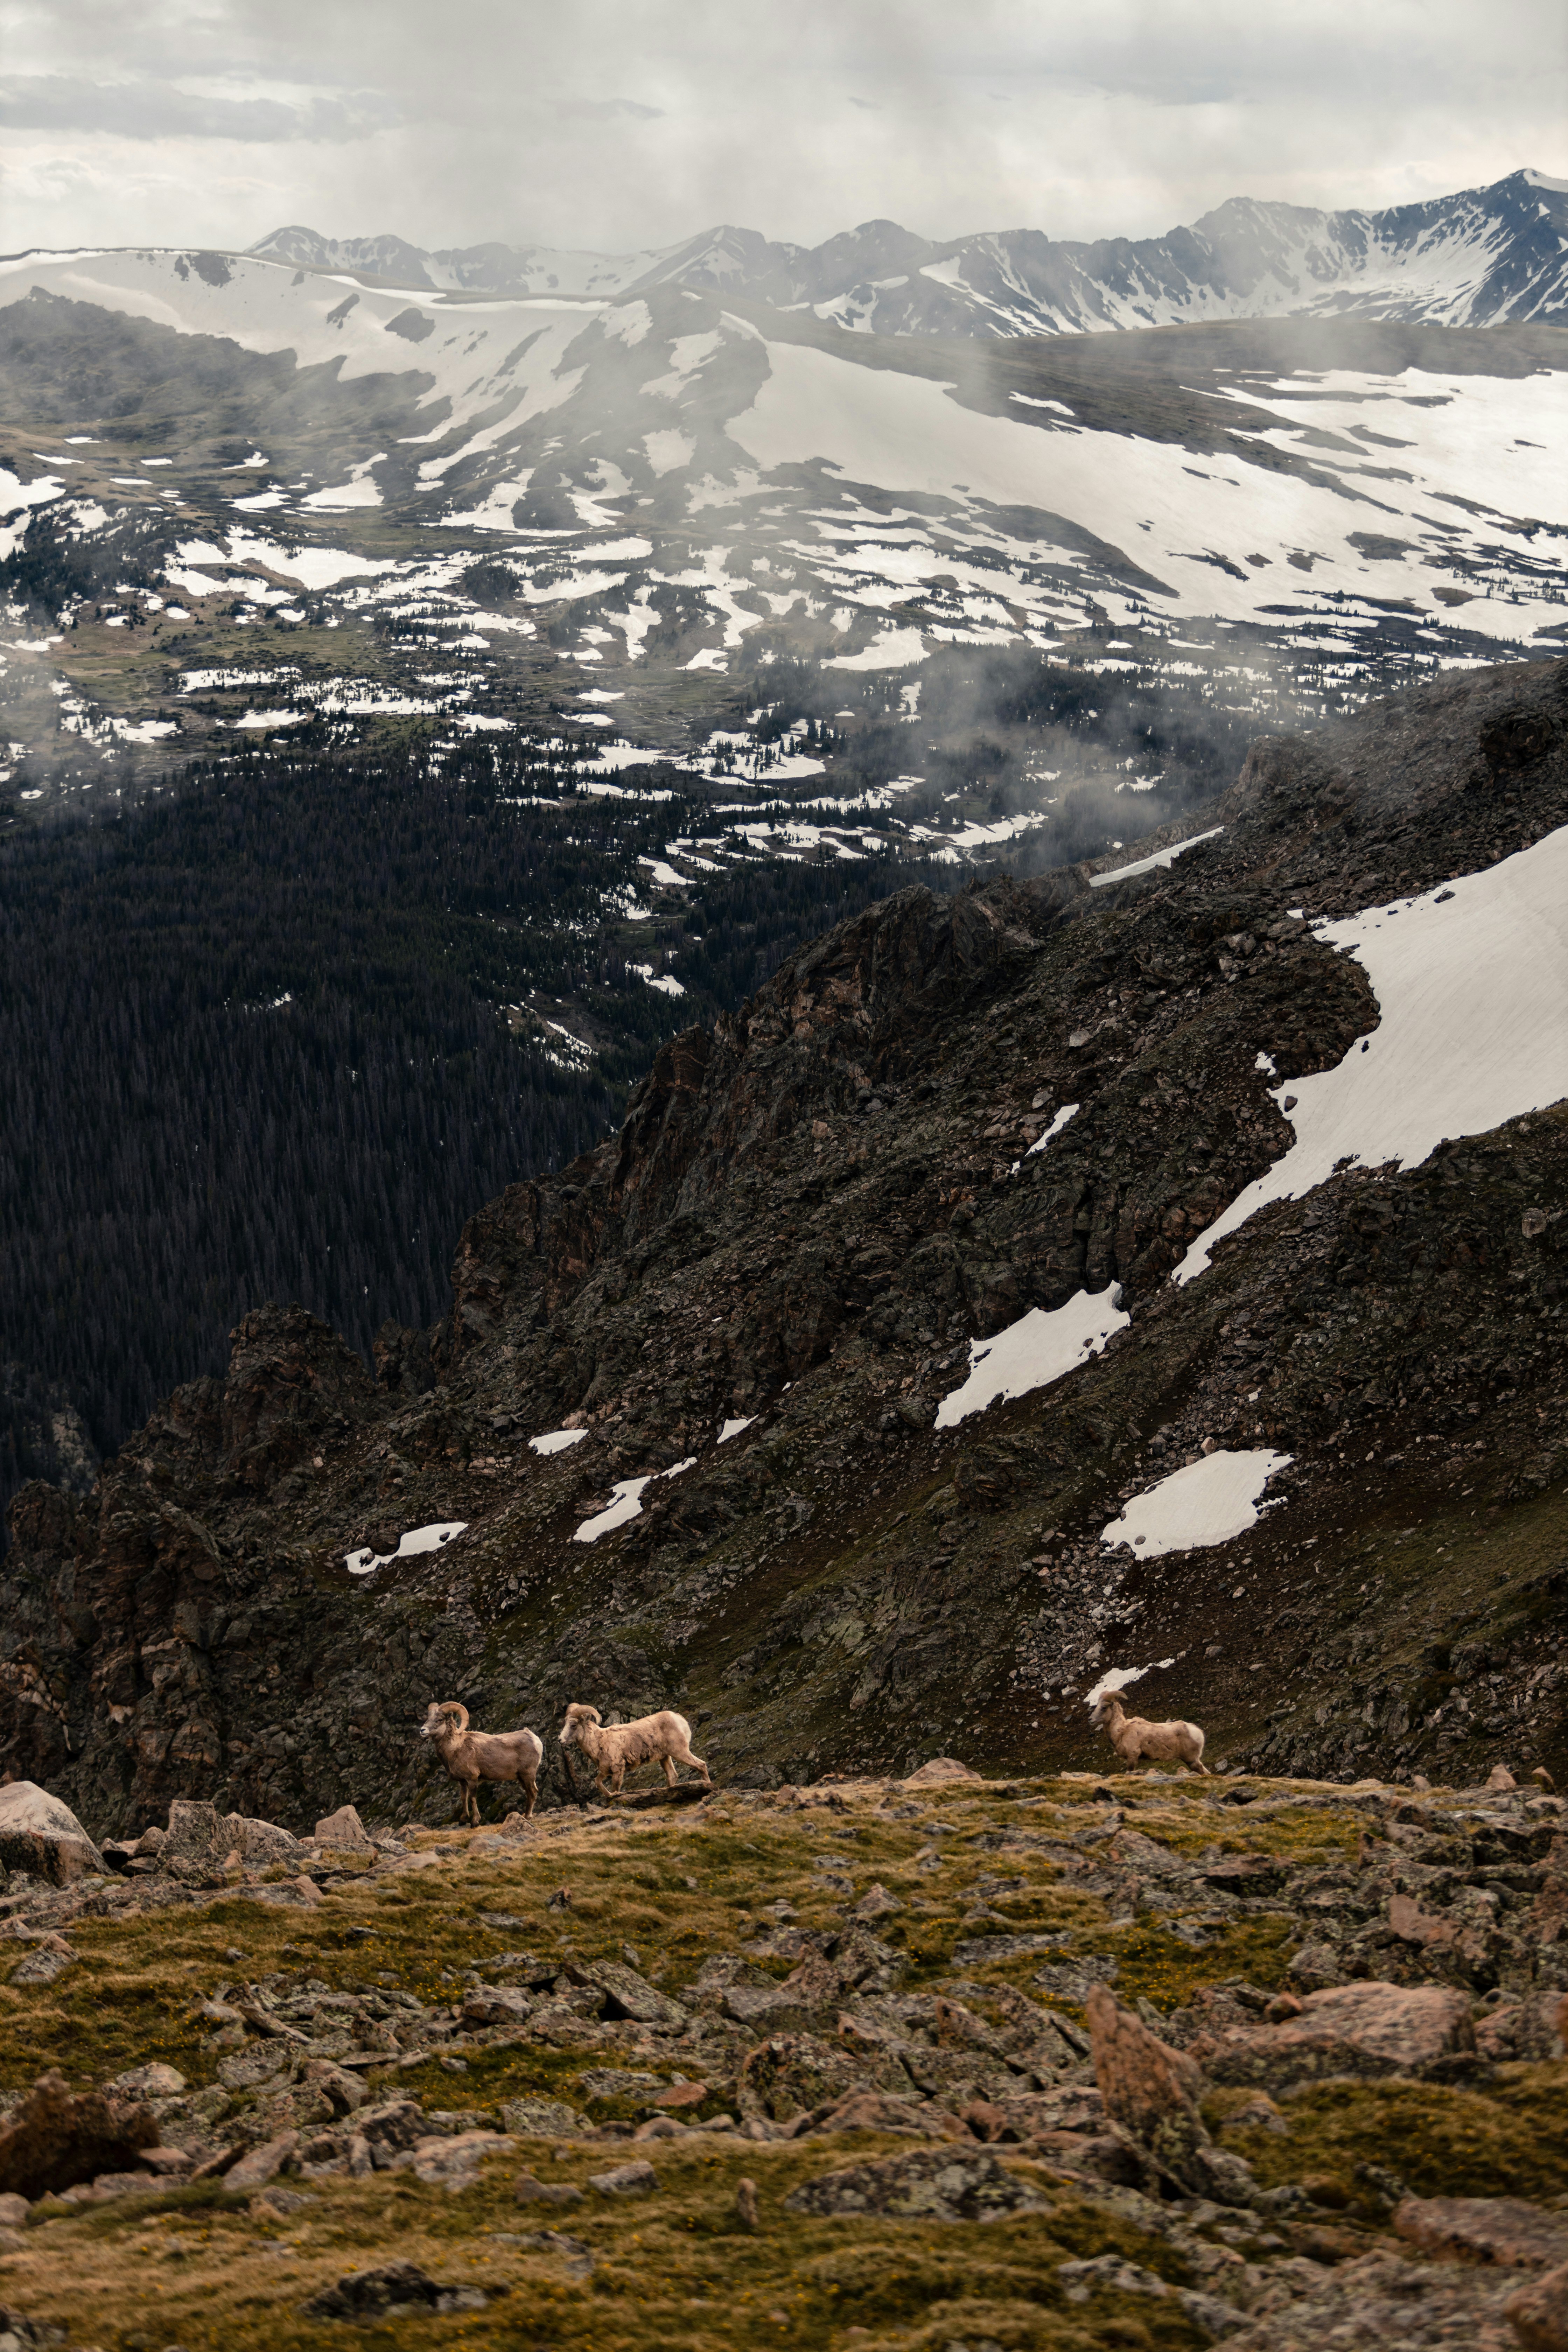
5, 244, 1563, 696
1179, 821, 1568, 1282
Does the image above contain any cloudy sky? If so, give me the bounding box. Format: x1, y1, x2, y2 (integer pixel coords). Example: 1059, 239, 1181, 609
3, 0, 1564, 258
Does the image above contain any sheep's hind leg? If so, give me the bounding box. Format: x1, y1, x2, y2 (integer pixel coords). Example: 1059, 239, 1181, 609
663, 1755, 678, 1787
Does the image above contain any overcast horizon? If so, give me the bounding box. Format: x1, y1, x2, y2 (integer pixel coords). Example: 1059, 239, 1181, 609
1, 0, 1565, 260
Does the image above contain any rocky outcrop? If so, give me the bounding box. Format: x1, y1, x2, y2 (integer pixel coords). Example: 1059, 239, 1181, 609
0, 1783, 102, 1884
1192, 1981, 1479, 2091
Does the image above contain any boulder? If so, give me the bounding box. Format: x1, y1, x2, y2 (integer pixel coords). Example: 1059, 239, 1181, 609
0, 2071, 156, 2199
902, 1758, 983, 1787
224, 1813, 302, 1867
10, 1948, 74, 1988
162, 1798, 223, 1862
395, 2132, 514, 2191
850, 1883, 903, 1921
352, 2099, 428, 2161
1475, 1993, 1568, 2065
1394, 2195, 1568, 2271
314, 1804, 373, 1851
784, 2146, 1049, 2221
1086, 1985, 1204, 2164
515, 2172, 584, 2210
302, 2263, 487, 2320
224, 2133, 299, 2192
1507, 2264, 1568, 2352
106, 2065, 186, 2100
649, 2081, 709, 2110
298, 2059, 365, 2116
159, 1799, 228, 1883
588, 2160, 657, 2197
461, 1985, 534, 2029
0, 2306, 50, 2348
575, 1958, 688, 2029
1193, 1980, 1476, 2090
797, 2091, 968, 2140
0, 1784, 103, 1885
740, 2033, 879, 2123
498, 2099, 583, 2138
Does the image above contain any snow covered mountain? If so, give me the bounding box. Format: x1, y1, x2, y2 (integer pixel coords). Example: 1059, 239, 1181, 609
4, 245, 1563, 776
251, 169, 1568, 336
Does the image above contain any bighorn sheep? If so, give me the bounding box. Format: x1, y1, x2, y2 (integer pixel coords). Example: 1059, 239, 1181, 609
559, 1703, 709, 1799
420, 1701, 543, 1826
1090, 1688, 1209, 1774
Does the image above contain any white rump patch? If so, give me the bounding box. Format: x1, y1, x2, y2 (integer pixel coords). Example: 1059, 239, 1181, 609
935, 1287, 1129, 1429
345, 1520, 467, 1575
530, 1427, 589, 1456
1101, 1449, 1293, 1558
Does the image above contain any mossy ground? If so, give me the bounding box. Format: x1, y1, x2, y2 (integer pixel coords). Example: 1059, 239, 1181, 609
3, 1773, 1564, 2348
1, 2155, 1213, 2352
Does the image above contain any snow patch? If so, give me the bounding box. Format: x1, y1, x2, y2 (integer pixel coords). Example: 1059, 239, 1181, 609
574, 1476, 652, 1542
1090, 828, 1224, 887
573, 1454, 695, 1541
345, 1520, 467, 1575
530, 1427, 589, 1456
1101, 1450, 1293, 1558
936, 1286, 1129, 1428
1027, 1102, 1079, 1156
1086, 1659, 1177, 1709
1178, 824, 1568, 1282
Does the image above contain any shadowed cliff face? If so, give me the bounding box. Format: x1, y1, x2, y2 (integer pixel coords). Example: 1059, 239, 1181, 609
3, 656, 1566, 1843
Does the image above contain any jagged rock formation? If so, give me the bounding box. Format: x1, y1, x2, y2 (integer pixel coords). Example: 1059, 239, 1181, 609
1, 656, 1565, 1836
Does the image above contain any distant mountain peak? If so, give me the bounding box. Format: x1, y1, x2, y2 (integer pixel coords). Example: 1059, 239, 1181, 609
248, 170, 1566, 337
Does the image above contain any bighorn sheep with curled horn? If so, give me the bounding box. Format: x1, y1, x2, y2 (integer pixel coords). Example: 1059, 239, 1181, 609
559, 1703, 709, 1799
1090, 1687, 1209, 1774
420, 1701, 544, 1826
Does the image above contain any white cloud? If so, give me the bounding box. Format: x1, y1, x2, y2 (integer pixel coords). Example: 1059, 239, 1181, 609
0, 74, 399, 141
0, 0, 1561, 254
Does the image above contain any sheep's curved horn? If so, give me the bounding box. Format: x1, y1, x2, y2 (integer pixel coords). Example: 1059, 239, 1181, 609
447, 1703, 469, 1735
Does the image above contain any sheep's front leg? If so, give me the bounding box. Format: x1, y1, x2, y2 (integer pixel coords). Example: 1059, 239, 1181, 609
663, 1755, 678, 1787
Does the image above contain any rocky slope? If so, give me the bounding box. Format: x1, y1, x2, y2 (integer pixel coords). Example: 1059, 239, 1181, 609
0, 1763, 1563, 2350
1, 651, 1564, 1839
